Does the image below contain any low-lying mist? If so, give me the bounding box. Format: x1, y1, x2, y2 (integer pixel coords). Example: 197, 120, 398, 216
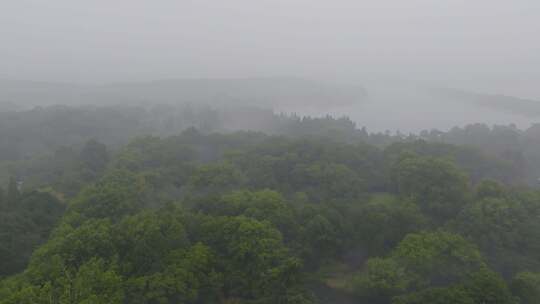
1, 77, 539, 133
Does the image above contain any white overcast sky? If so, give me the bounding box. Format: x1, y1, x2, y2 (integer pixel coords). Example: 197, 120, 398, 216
1, 0, 539, 98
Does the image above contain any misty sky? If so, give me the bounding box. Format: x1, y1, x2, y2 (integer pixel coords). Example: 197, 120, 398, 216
2, 0, 540, 98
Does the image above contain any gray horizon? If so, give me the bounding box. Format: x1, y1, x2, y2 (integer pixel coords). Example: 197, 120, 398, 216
2, 0, 540, 99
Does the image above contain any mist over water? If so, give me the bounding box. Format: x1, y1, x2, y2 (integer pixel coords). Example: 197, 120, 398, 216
3, 1, 540, 134
280, 79, 540, 133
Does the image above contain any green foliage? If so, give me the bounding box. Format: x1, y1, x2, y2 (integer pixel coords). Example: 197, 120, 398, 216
350, 231, 486, 303
476, 179, 507, 199
392, 286, 474, 304
189, 161, 246, 194
350, 258, 409, 303
3, 258, 123, 304
391, 231, 484, 287
464, 268, 516, 304
69, 258, 124, 304
392, 154, 470, 221
230, 138, 381, 201
66, 169, 146, 224
511, 272, 540, 304
450, 194, 540, 275
1, 121, 539, 304
296, 204, 350, 268
1, 202, 310, 304
199, 216, 283, 296
351, 194, 427, 255
0, 191, 64, 276
114, 210, 189, 276
385, 139, 518, 184
124, 243, 221, 304
198, 189, 298, 240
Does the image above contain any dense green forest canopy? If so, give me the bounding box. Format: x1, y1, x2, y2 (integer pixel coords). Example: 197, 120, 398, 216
1, 104, 540, 303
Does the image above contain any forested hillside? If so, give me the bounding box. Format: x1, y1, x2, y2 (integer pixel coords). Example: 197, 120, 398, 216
1, 109, 540, 303
1, 104, 539, 186
5, 0, 540, 302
